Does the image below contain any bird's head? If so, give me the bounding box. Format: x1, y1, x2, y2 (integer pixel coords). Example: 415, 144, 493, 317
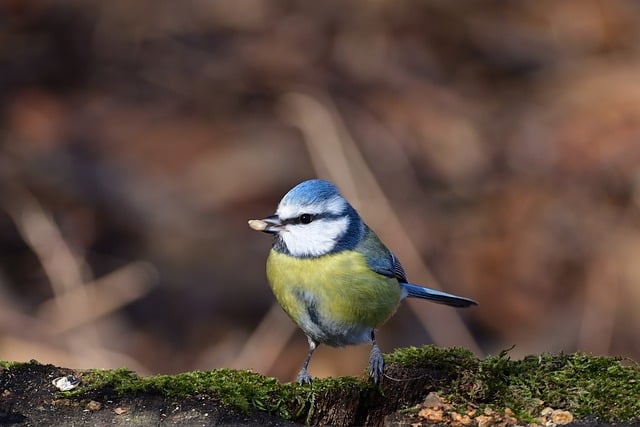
249, 179, 363, 257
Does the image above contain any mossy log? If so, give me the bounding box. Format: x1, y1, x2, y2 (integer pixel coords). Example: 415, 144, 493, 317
1, 346, 638, 426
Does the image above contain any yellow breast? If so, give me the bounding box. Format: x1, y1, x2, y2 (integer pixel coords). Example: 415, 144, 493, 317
266, 249, 402, 346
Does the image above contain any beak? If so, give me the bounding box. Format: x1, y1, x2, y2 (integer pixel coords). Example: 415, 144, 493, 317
248, 214, 281, 234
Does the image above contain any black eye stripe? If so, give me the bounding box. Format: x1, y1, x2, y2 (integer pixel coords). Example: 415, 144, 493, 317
280, 212, 342, 225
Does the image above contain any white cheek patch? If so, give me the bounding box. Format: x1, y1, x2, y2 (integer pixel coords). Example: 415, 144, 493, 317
281, 217, 349, 257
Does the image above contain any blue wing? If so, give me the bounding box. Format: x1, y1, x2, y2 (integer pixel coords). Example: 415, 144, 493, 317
357, 227, 477, 308
357, 227, 402, 279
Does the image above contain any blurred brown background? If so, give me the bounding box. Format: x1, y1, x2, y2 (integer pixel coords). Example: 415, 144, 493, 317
1, 0, 639, 382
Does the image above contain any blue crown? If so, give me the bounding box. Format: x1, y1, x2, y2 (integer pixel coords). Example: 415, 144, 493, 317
281, 179, 340, 206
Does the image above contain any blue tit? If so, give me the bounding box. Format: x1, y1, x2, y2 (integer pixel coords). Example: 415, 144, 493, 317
248, 179, 477, 384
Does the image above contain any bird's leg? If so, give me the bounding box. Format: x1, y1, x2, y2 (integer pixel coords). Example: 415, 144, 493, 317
368, 330, 384, 384
296, 337, 317, 385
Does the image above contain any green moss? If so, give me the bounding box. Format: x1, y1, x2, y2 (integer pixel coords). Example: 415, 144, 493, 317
0, 360, 16, 369
470, 352, 640, 421
306, 376, 370, 394
71, 368, 305, 417
384, 345, 478, 370
385, 345, 640, 422
61, 367, 373, 422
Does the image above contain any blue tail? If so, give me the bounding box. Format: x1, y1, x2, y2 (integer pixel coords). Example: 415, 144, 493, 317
400, 283, 478, 308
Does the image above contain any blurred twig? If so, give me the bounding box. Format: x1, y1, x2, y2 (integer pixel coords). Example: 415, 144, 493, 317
37, 261, 157, 333
4, 189, 103, 366
1, 183, 156, 369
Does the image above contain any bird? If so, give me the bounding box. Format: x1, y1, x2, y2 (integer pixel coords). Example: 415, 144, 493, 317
248, 179, 477, 385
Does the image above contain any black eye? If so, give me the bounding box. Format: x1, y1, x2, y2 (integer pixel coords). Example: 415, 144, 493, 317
299, 214, 313, 224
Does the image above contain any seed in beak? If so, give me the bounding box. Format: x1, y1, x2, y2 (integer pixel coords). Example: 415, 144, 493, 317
248, 219, 268, 231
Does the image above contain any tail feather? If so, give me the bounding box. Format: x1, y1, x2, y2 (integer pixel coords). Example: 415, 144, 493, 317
400, 283, 478, 308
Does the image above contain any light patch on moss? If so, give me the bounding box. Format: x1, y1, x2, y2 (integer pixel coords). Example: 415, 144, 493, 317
0, 360, 16, 369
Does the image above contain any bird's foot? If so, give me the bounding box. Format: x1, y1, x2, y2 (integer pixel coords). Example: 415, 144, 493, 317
296, 368, 313, 385
368, 343, 384, 384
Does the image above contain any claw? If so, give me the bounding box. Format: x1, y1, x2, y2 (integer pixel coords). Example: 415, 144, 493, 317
368, 338, 384, 384
296, 368, 313, 385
